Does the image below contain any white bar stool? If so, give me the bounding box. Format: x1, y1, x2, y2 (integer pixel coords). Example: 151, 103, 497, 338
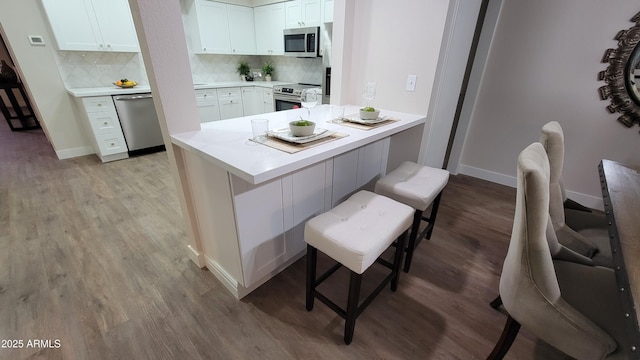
305, 190, 414, 344
374, 161, 449, 272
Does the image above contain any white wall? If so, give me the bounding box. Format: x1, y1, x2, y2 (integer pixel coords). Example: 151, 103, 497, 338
457, 0, 640, 208
334, 0, 450, 115
0, 1, 93, 159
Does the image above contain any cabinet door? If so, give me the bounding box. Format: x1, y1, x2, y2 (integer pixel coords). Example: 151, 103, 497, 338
193, 0, 231, 54
241, 87, 261, 116
301, 0, 322, 27
262, 88, 274, 113
42, 0, 102, 51
254, 3, 285, 55
91, 0, 140, 52
231, 176, 286, 287
227, 4, 256, 55
283, 162, 327, 259
331, 148, 359, 207
285, 1, 303, 28
323, 0, 334, 23
356, 138, 389, 190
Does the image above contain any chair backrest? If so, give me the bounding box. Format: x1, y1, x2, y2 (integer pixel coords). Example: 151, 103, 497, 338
540, 121, 566, 225
499, 142, 617, 360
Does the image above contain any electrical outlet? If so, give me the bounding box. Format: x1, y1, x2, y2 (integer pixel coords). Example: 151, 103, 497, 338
97, 65, 111, 72
406, 75, 417, 91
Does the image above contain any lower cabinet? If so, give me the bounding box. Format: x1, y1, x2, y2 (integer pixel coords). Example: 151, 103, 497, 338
75, 96, 128, 162
262, 87, 275, 113
218, 87, 244, 119
195, 89, 220, 123
231, 161, 328, 287
241, 87, 262, 116
184, 136, 390, 298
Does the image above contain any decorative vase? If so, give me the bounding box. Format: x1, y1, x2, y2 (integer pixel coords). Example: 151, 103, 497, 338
265, 74, 272, 82
241, 75, 246, 81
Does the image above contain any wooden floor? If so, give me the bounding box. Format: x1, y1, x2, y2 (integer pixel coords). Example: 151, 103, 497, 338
0, 119, 572, 359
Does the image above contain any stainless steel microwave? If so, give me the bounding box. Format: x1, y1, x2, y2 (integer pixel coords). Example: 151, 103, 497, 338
283, 27, 320, 58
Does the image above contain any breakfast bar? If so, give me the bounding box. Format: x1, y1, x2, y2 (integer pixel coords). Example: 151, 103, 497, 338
170, 105, 427, 298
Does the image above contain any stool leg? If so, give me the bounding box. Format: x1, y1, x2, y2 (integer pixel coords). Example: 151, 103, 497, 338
306, 245, 317, 311
391, 230, 407, 291
404, 210, 423, 273
344, 271, 362, 344
426, 192, 443, 240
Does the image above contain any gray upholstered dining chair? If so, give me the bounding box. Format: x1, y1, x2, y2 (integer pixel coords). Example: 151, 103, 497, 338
540, 121, 612, 268
488, 142, 627, 360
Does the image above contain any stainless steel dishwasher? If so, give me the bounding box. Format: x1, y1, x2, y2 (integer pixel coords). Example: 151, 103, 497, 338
112, 93, 164, 153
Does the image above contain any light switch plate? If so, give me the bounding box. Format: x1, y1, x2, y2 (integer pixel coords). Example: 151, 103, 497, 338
406, 75, 417, 91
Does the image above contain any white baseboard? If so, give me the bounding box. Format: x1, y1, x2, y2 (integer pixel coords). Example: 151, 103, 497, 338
457, 165, 604, 211
55, 146, 94, 160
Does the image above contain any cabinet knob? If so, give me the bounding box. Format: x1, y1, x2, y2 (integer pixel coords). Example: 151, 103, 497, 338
103, 121, 108, 125
110, 142, 115, 146
107, 44, 111, 48
98, 103, 102, 107
203, 47, 207, 51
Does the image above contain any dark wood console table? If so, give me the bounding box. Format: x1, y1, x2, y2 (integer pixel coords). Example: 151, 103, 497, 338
599, 159, 640, 358
0, 82, 40, 131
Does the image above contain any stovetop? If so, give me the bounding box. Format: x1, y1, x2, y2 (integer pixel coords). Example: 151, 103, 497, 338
272, 83, 321, 96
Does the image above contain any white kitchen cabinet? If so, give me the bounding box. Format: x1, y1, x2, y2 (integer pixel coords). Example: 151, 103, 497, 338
241, 87, 262, 116
188, 0, 231, 54
322, 0, 334, 23
187, 1, 256, 55
285, 0, 322, 28
331, 138, 389, 207
42, 0, 139, 52
254, 3, 285, 55
195, 89, 220, 123
231, 161, 327, 288
262, 88, 274, 113
218, 88, 243, 119
227, 4, 257, 55
75, 96, 128, 162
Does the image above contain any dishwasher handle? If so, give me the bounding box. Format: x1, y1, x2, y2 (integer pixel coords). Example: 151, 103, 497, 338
114, 94, 153, 101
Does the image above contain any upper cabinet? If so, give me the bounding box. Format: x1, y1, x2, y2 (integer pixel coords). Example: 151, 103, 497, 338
42, 0, 139, 52
254, 3, 285, 56
189, 0, 231, 54
187, 0, 256, 55
323, 0, 334, 23
227, 4, 257, 55
285, 0, 321, 28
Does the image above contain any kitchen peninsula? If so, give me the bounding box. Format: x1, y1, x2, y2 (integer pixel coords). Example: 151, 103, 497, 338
171, 105, 427, 298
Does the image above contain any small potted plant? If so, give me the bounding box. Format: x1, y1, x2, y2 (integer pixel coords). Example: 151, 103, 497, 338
236, 61, 250, 81
289, 117, 316, 136
262, 61, 275, 82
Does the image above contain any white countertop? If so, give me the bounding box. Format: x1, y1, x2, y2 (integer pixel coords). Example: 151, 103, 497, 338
171, 105, 426, 185
66, 81, 292, 97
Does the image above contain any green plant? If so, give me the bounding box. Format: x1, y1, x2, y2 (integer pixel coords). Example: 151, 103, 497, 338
236, 61, 250, 76
261, 61, 275, 76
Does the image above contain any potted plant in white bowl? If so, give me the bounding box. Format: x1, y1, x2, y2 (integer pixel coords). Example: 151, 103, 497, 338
236, 61, 250, 81
262, 61, 275, 82
289, 118, 316, 136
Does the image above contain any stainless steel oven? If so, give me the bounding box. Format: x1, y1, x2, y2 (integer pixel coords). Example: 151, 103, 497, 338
273, 83, 322, 111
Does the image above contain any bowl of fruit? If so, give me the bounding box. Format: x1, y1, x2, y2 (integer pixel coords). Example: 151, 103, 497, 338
289, 119, 316, 137
359, 106, 380, 120
114, 79, 137, 88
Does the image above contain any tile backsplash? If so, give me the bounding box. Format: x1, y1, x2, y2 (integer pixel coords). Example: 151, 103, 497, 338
55, 50, 324, 89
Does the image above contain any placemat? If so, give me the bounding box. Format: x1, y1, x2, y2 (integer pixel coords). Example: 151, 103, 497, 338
251, 132, 349, 154
328, 116, 399, 130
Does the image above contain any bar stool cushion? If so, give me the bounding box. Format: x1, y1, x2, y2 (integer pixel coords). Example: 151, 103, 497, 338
374, 161, 449, 211
305, 190, 414, 274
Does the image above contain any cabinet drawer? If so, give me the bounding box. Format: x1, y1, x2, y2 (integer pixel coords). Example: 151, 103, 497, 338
195, 89, 217, 104
217, 88, 241, 98
95, 132, 128, 156
87, 110, 123, 135
82, 96, 115, 112
218, 98, 241, 106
